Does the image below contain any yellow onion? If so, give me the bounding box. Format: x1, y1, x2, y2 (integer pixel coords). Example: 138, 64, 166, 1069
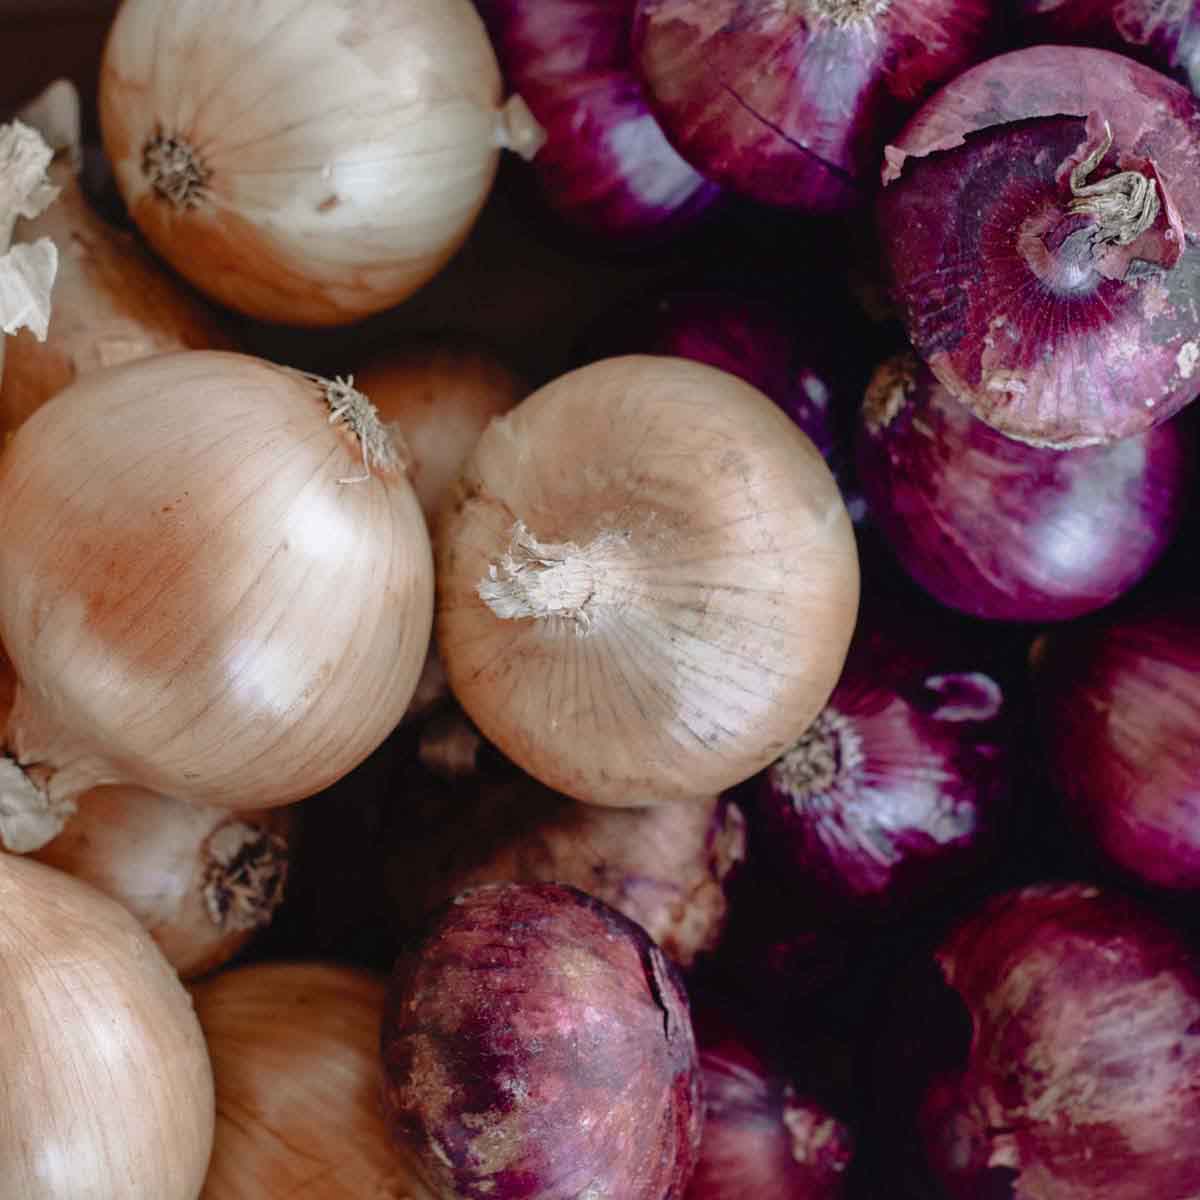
99, 0, 545, 326
0, 852, 214, 1199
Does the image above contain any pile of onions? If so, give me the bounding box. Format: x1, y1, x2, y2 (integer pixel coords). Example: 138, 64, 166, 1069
3, 82, 232, 435
384, 767, 746, 967
99, 0, 544, 325
0, 852, 214, 1198
893, 883, 1200, 1198
29, 786, 292, 980
437, 355, 860, 806
879, 46, 1200, 448
482, 0, 720, 241
0, 350, 433, 851
856, 352, 1194, 621
1034, 600, 1200, 890
381, 881, 703, 1198
752, 604, 1012, 916
630, 0, 997, 214
1012, 1, 1200, 92
194, 963, 423, 1198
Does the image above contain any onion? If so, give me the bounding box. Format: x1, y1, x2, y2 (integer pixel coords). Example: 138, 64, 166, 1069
194, 963, 425, 1199
895, 883, 1200, 1199
0, 350, 433, 852
688, 1010, 853, 1200
1012, 1, 1200, 93
630, 0, 997, 214
384, 767, 746, 968
99, 0, 545, 326
856, 352, 1194, 621
878, 45, 1200, 448
0, 852, 214, 1198
380, 881, 703, 1198
3, 85, 233, 435
28, 786, 292, 980
753, 603, 1012, 916
1034, 600, 1200, 891
481, 0, 720, 242
437, 355, 860, 806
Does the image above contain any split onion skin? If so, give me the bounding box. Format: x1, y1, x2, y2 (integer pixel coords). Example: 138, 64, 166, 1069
856, 352, 1194, 622
437, 355, 860, 807
100, 0, 518, 325
0, 350, 433, 819
381, 881, 703, 1199
0, 853, 214, 1200
879, 45, 1200, 448
194, 963, 426, 1200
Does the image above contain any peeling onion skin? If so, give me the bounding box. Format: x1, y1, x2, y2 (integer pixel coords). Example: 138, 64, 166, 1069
436, 355, 860, 808
100, 0, 517, 326
0, 350, 433, 817
1035, 603, 1200, 891
380, 882, 703, 1200
879, 46, 1200, 448
912, 884, 1200, 1200
0, 853, 214, 1200
856, 353, 1194, 621
482, 0, 721, 242
754, 608, 1011, 916
631, 0, 997, 213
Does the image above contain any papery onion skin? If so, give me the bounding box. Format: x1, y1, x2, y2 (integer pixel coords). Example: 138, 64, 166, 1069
29, 786, 292, 980
0, 350, 433, 822
631, 0, 998, 213
384, 768, 745, 968
1, 157, 233, 435
381, 881, 702, 1199
437, 355, 860, 807
100, 0, 516, 325
481, 0, 720, 241
905, 883, 1200, 1200
1035, 602, 1200, 890
879, 45, 1200, 448
753, 606, 1011, 915
856, 352, 1193, 621
195, 963, 428, 1199
0, 853, 214, 1200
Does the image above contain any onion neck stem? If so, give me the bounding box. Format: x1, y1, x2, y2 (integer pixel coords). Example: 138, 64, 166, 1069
772, 708, 862, 806
803, 0, 891, 28
1067, 121, 1159, 247
863, 352, 917, 435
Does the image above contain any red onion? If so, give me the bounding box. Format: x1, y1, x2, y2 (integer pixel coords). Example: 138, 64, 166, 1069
1035, 601, 1200, 890
753, 604, 1011, 916
380, 882, 702, 1198
1013, 1, 1200, 94
879, 46, 1200, 448
856, 352, 1194, 621
902, 883, 1200, 1200
630, 0, 998, 214
482, 0, 720, 241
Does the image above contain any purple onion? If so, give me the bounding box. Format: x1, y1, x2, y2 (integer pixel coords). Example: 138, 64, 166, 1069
896, 884, 1200, 1200
879, 45, 1200, 448
381, 882, 702, 1198
481, 0, 720, 242
1035, 600, 1200, 890
753, 607, 1011, 916
856, 352, 1193, 622
630, 0, 998, 214
1013, 1, 1200, 94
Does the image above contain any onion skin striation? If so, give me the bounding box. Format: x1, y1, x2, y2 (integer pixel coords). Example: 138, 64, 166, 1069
381, 882, 703, 1199
437, 355, 860, 807
0, 853, 214, 1200
0, 350, 433, 846
631, 0, 997, 213
904, 884, 1200, 1200
1035, 602, 1200, 891
879, 45, 1200, 448
856, 352, 1193, 621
